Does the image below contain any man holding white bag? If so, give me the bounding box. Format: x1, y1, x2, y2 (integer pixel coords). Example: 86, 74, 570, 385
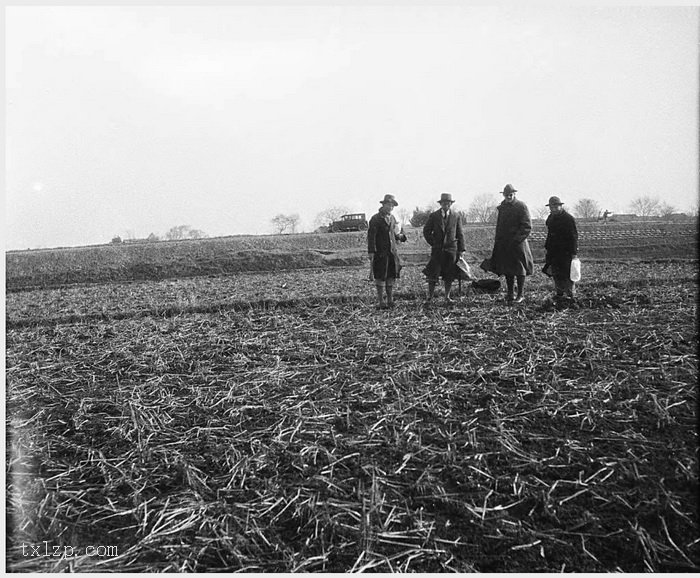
542, 196, 579, 304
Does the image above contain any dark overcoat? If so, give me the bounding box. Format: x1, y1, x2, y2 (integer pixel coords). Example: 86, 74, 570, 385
422, 210, 466, 282
544, 210, 578, 278
489, 199, 534, 276
367, 211, 405, 280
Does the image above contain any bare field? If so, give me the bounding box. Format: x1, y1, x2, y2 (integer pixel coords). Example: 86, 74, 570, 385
5, 260, 698, 572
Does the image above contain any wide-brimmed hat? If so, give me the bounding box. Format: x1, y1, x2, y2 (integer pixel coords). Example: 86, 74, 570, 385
380, 194, 398, 206
502, 184, 517, 195
546, 196, 564, 206
438, 193, 455, 204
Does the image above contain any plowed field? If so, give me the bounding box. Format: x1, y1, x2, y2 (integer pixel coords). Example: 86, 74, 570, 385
5, 260, 699, 572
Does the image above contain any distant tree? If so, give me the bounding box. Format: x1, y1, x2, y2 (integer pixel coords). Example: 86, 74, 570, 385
688, 199, 699, 218
658, 202, 677, 219
629, 195, 661, 217
188, 228, 207, 239
165, 225, 207, 240
147, 232, 160, 242
313, 206, 351, 230
410, 206, 432, 227
533, 206, 550, 221
287, 214, 300, 234
396, 207, 412, 227
271, 213, 300, 234
573, 198, 600, 219
111, 235, 122, 244
466, 193, 499, 223
165, 225, 189, 240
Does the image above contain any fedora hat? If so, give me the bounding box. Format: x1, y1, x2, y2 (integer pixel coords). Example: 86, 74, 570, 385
380, 194, 398, 206
502, 184, 517, 195
546, 196, 564, 206
438, 193, 455, 204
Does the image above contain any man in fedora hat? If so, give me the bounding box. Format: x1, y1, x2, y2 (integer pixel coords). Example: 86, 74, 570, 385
542, 196, 578, 303
486, 184, 534, 304
422, 192, 466, 303
368, 194, 407, 309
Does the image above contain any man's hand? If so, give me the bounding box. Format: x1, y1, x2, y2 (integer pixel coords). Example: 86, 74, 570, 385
368, 252, 374, 261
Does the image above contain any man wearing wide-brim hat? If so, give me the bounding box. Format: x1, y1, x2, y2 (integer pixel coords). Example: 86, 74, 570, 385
542, 196, 578, 302
484, 184, 534, 303
367, 194, 407, 309
422, 193, 466, 303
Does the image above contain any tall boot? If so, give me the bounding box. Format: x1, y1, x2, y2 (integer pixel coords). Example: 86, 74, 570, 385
515, 275, 526, 303
375, 284, 386, 309
444, 281, 453, 303
427, 281, 436, 302
386, 283, 394, 307
505, 276, 515, 303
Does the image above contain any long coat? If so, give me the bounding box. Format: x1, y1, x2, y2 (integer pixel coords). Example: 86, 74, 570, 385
367, 211, 405, 280
489, 199, 534, 276
544, 210, 578, 277
422, 210, 466, 282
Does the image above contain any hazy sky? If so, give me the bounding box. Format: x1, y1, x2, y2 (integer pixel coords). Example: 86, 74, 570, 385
5, 4, 698, 249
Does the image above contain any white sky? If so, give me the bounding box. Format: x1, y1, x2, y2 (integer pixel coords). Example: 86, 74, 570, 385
4, 4, 699, 249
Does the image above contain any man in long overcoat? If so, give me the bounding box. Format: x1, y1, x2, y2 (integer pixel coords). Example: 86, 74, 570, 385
422, 192, 466, 302
368, 194, 407, 308
543, 196, 578, 301
489, 184, 534, 303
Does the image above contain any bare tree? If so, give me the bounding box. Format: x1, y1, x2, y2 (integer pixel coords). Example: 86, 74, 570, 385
629, 195, 661, 217
271, 213, 300, 234
165, 225, 190, 240
188, 228, 207, 239
573, 198, 600, 219
466, 193, 499, 223
658, 202, 677, 219
313, 206, 352, 230
287, 214, 300, 234
395, 207, 412, 227
165, 225, 207, 240
533, 206, 550, 221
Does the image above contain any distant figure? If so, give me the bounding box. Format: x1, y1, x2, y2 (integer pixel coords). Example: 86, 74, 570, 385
485, 184, 534, 304
367, 194, 407, 309
422, 193, 466, 303
542, 196, 579, 303
602, 209, 610, 223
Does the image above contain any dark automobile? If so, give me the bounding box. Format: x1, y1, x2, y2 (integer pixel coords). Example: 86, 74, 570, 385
329, 213, 369, 232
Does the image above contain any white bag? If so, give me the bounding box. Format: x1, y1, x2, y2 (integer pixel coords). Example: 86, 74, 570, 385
570, 257, 581, 282
456, 257, 474, 280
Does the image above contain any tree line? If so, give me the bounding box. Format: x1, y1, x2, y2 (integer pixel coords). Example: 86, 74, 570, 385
293, 194, 691, 233
111, 225, 207, 244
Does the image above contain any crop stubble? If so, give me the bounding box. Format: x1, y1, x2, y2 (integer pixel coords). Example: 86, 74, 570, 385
5, 261, 699, 572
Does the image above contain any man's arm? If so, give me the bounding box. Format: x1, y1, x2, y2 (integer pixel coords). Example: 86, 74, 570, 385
423, 213, 435, 246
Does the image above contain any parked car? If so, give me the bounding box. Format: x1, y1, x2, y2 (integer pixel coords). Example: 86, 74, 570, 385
329, 213, 368, 232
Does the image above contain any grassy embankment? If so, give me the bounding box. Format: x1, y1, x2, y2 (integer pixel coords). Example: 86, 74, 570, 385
6, 221, 697, 291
